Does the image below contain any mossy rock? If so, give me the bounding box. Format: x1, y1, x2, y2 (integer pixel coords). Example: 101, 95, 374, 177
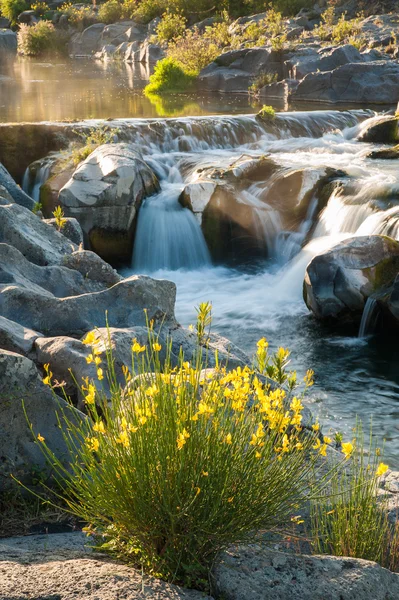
89, 226, 134, 265
358, 116, 399, 144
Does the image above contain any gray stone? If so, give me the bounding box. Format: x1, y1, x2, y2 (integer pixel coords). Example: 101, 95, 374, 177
0, 202, 77, 266
0, 162, 34, 209
69, 22, 105, 56
0, 17, 10, 28
258, 80, 288, 100
0, 316, 42, 355
17, 10, 38, 24
287, 44, 367, 80
214, 544, 399, 600
0, 275, 176, 336
44, 216, 84, 246
303, 235, 399, 322
292, 61, 399, 105
58, 143, 159, 262
0, 29, 17, 63
357, 115, 399, 143
0, 350, 85, 492
62, 250, 121, 287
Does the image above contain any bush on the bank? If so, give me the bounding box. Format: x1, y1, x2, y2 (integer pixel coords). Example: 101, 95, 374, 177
34, 305, 328, 587
0, 0, 27, 24
311, 426, 399, 571
98, 0, 122, 24
155, 9, 187, 43
144, 57, 197, 94
59, 2, 97, 31
167, 27, 222, 74
249, 72, 278, 93
18, 21, 68, 56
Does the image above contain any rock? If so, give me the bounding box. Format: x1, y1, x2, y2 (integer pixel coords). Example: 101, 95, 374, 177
0, 242, 104, 298
291, 61, 399, 105
258, 80, 288, 100
0, 202, 77, 266
138, 39, 165, 64
0, 29, 17, 63
44, 216, 84, 246
0, 16, 10, 27
40, 161, 76, 217
58, 143, 159, 263
303, 235, 399, 322
286, 44, 370, 80
0, 350, 84, 492
198, 48, 285, 94
17, 9, 38, 24
0, 316, 42, 355
62, 250, 121, 287
0, 532, 212, 600
69, 22, 105, 56
0, 275, 176, 336
378, 274, 399, 329
0, 162, 35, 210
357, 115, 399, 143
213, 544, 399, 600
368, 146, 399, 159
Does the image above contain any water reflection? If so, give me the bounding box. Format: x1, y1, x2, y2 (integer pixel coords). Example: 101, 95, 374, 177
0, 57, 264, 122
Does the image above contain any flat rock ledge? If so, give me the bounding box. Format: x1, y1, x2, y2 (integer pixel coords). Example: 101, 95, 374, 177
1, 533, 399, 600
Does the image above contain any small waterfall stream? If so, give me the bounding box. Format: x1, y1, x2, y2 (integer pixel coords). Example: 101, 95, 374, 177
22, 158, 54, 202
358, 298, 380, 338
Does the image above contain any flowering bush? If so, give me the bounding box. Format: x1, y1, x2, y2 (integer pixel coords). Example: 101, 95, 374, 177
98, 0, 122, 24
35, 304, 331, 587
18, 21, 68, 56
155, 9, 187, 43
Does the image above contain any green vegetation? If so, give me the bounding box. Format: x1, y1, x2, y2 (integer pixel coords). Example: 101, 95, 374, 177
249, 72, 278, 93
144, 57, 197, 95
154, 9, 187, 43
17, 21, 68, 56
52, 205, 67, 231
314, 6, 366, 49
311, 426, 399, 571
0, 0, 27, 24
58, 2, 97, 31
34, 306, 328, 588
98, 0, 122, 24
258, 104, 276, 119
71, 126, 119, 165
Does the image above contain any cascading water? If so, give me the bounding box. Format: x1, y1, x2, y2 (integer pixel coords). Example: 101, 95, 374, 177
358, 298, 380, 338
123, 109, 399, 465
22, 158, 54, 202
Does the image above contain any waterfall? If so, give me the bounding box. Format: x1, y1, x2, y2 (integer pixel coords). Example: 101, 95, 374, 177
358, 298, 379, 338
357, 206, 399, 241
22, 159, 54, 202
313, 189, 374, 238
132, 184, 211, 272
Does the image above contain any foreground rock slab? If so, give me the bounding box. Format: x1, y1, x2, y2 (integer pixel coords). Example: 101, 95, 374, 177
214, 544, 399, 600
0, 532, 213, 600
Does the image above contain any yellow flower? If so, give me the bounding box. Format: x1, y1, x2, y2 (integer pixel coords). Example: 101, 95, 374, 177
177, 428, 190, 450
304, 369, 314, 387
323, 436, 332, 445
132, 338, 146, 353
376, 462, 389, 477
227, 497, 234, 503
86, 436, 99, 452
195, 487, 201, 496
94, 356, 101, 366
188, 324, 194, 332
86, 354, 94, 364
152, 342, 162, 352
290, 397, 303, 413
93, 420, 105, 434
85, 383, 96, 405
37, 433, 45, 442
342, 442, 354, 459
202, 471, 209, 477
257, 337, 268, 350
255, 451, 262, 459
319, 443, 327, 457
291, 515, 304, 524
139, 415, 147, 426
312, 423, 320, 432
116, 430, 130, 448
82, 331, 99, 346
43, 374, 52, 386
97, 368, 104, 381
225, 433, 232, 445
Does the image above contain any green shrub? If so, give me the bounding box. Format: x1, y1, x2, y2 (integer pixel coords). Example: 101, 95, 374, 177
155, 9, 187, 43
311, 426, 399, 571
33, 307, 330, 587
71, 125, 119, 165
97, 0, 122, 23
258, 104, 276, 119
0, 0, 28, 24
18, 21, 68, 56
31, 0, 50, 17
144, 57, 197, 95
132, 0, 167, 23
59, 2, 98, 31
249, 72, 278, 93
167, 27, 221, 74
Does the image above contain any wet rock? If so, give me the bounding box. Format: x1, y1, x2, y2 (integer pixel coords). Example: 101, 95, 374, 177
62, 249, 121, 287
0, 202, 77, 266
0, 16, 10, 27
58, 143, 159, 263
198, 48, 285, 94
368, 146, 399, 160
0, 275, 176, 336
303, 235, 399, 323
18, 9, 38, 24
286, 44, 375, 80
291, 61, 399, 105
44, 216, 84, 246
214, 544, 399, 600
0, 29, 16, 62
0, 350, 84, 492
358, 115, 399, 143
257, 80, 288, 100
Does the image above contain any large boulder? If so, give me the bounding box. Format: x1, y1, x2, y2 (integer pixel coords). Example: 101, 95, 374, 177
357, 115, 399, 144
0, 202, 77, 266
214, 545, 399, 600
0, 29, 17, 63
61, 250, 121, 288
0, 275, 177, 336
69, 23, 106, 56
58, 143, 160, 263
303, 235, 399, 323
291, 61, 399, 105
0, 350, 84, 492
0, 163, 35, 210
0, 316, 42, 356
198, 48, 285, 94
44, 216, 84, 246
